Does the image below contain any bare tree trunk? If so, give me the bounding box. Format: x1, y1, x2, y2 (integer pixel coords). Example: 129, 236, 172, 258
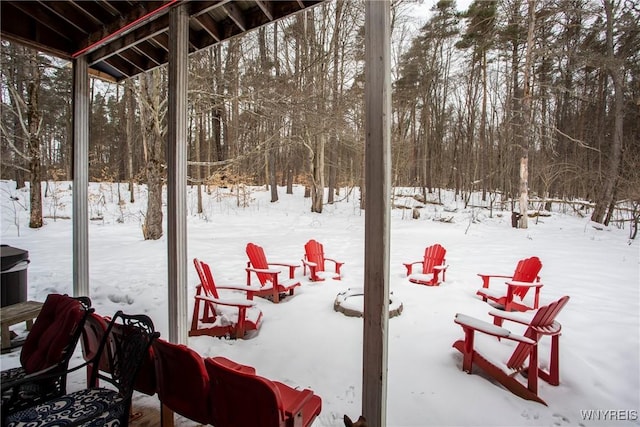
196, 112, 203, 213
591, 0, 624, 224
27, 52, 43, 229
138, 71, 165, 240
124, 80, 136, 203
519, 0, 537, 229
327, 1, 343, 204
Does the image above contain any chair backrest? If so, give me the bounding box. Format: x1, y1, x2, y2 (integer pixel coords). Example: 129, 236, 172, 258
20, 294, 92, 374
206, 357, 283, 427
511, 256, 543, 299
80, 312, 110, 380
506, 296, 570, 369
246, 243, 271, 285
80, 312, 157, 395
193, 258, 218, 298
304, 239, 326, 271
152, 339, 211, 425
90, 311, 159, 401
422, 244, 446, 274
200, 260, 221, 299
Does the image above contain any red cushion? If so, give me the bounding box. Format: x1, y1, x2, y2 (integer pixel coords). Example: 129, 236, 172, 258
20, 294, 85, 374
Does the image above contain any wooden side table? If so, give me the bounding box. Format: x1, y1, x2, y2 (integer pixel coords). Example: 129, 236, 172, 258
0, 300, 44, 352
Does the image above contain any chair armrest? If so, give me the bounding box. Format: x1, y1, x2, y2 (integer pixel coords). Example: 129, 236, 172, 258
267, 262, 298, 279
216, 284, 263, 293
268, 262, 299, 268
246, 267, 281, 275
279, 386, 314, 419
1, 359, 91, 392
195, 295, 255, 308
506, 280, 544, 288
301, 259, 317, 268
488, 309, 535, 326
403, 261, 421, 275
433, 265, 448, 271
454, 313, 535, 344
477, 273, 512, 288
209, 356, 256, 375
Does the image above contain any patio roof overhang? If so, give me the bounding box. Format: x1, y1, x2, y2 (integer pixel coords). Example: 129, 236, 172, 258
1, 0, 324, 82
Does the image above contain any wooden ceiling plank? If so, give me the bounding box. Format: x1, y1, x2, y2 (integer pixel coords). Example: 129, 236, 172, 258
153, 33, 170, 52
133, 41, 167, 66
87, 14, 169, 65
188, 1, 230, 18
68, 1, 116, 27
8, 1, 87, 42
81, 1, 171, 52
118, 48, 151, 73
254, 1, 274, 21
221, 2, 247, 32
0, 2, 75, 57
193, 12, 222, 42
102, 55, 136, 79
40, 1, 102, 35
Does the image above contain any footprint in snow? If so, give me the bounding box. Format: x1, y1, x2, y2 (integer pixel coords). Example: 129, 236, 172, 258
107, 294, 134, 305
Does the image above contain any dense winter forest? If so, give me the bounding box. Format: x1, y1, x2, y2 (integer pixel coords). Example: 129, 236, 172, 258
1, 0, 639, 236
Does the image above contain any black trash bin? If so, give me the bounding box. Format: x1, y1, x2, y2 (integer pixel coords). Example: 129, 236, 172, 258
1, 245, 30, 307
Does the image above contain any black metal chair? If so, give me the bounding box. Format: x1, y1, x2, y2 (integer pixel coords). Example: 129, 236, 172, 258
4, 310, 160, 427
1, 294, 93, 421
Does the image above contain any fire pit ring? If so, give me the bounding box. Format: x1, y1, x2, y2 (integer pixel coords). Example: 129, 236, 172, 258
333, 287, 403, 318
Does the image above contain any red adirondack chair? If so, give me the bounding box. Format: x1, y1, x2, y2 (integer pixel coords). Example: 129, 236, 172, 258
190, 258, 263, 339
403, 243, 448, 286
476, 256, 543, 311
452, 295, 570, 405
152, 338, 259, 427
302, 239, 344, 281
245, 243, 301, 303
205, 356, 322, 427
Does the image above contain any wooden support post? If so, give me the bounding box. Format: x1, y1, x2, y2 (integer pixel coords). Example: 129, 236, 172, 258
72, 56, 90, 297
363, 1, 391, 426
167, 4, 189, 345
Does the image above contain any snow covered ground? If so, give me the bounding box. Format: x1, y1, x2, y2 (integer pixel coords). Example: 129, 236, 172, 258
1, 181, 638, 426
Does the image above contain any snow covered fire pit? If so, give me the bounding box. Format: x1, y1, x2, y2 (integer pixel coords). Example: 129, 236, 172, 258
333, 287, 403, 318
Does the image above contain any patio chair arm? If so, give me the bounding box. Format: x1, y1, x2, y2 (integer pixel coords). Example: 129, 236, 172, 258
1, 359, 91, 392
216, 284, 263, 293
488, 309, 535, 327
506, 280, 544, 288
195, 295, 255, 308
280, 386, 314, 419
403, 261, 421, 276
454, 313, 535, 344
301, 259, 317, 268
246, 267, 280, 275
